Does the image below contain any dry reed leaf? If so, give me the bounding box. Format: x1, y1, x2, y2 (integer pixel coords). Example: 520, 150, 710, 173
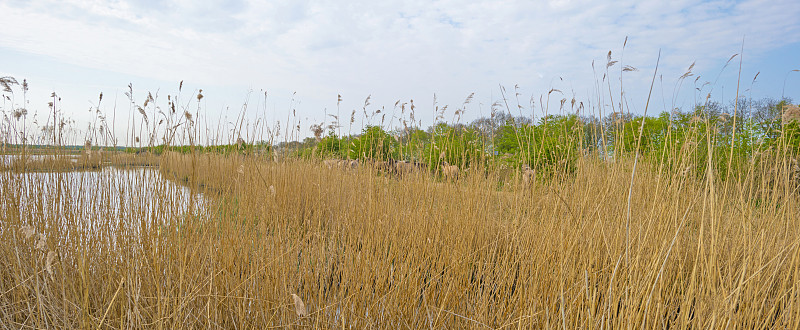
46, 251, 56, 279
20, 225, 35, 239
291, 294, 307, 317
237, 164, 244, 175
269, 185, 276, 197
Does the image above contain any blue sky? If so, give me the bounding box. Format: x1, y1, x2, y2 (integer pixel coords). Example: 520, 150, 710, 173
2, 0, 800, 146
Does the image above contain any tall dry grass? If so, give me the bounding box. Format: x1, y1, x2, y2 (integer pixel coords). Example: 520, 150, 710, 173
2, 145, 799, 328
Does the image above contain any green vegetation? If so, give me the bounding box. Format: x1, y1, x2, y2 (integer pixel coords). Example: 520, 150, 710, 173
286, 98, 799, 184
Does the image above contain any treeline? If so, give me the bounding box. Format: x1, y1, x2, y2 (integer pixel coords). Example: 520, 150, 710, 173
291, 97, 800, 181
125, 140, 271, 155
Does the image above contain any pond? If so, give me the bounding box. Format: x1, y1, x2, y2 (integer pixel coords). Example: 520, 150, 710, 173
0, 166, 208, 236
0, 153, 80, 166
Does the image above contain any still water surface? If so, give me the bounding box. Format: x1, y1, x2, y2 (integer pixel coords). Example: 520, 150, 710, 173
2, 166, 208, 234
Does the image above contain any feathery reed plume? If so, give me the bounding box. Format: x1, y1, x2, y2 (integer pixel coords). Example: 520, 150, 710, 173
521, 164, 535, 186
12, 109, 25, 120
184, 111, 194, 125
35, 233, 47, 251
137, 106, 148, 125
0, 76, 19, 92
623, 65, 638, 72
782, 104, 800, 125
606, 50, 617, 68
310, 123, 323, 142
291, 294, 307, 318
20, 225, 35, 239
680, 62, 696, 80
441, 161, 459, 180
45, 251, 56, 280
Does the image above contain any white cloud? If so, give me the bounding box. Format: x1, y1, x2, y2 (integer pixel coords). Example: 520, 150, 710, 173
1, 0, 799, 142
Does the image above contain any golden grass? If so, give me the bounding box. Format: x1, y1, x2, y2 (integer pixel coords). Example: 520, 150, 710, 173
2, 148, 799, 328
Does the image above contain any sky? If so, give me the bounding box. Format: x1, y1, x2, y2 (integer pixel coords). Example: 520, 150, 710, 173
1, 0, 800, 146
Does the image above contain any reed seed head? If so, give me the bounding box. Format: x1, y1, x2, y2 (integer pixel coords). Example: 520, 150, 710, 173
291, 294, 307, 318
782, 104, 800, 125
46, 251, 56, 280
20, 225, 35, 239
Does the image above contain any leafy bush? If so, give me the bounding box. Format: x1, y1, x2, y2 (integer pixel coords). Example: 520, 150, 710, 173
316, 132, 347, 158
422, 123, 486, 170
494, 115, 583, 180
348, 126, 395, 160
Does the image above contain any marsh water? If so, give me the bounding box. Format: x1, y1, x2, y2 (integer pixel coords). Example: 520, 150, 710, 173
1, 153, 80, 165
1, 164, 207, 234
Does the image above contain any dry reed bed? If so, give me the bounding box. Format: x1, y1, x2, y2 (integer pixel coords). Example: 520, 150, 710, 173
1, 152, 799, 328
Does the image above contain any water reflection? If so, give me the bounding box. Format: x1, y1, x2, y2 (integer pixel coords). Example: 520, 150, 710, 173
0, 154, 81, 166
1, 166, 208, 235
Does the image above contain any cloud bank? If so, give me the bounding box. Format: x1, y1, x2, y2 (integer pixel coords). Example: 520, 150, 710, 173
1, 0, 799, 141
